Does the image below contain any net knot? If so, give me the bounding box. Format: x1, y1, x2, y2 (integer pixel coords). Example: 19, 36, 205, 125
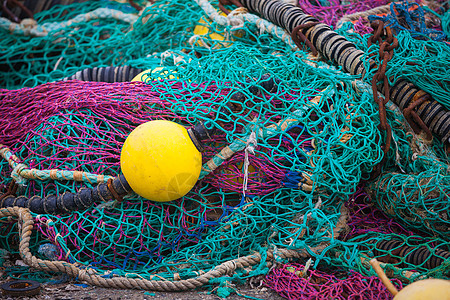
12, 163, 28, 186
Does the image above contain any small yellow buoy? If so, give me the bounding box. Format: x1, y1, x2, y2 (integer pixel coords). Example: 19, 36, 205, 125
131, 67, 176, 82
120, 120, 202, 202
394, 279, 450, 300
193, 15, 228, 42
192, 13, 243, 48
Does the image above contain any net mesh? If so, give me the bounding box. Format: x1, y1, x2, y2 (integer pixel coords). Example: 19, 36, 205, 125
0, 0, 449, 298
264, 262, 404, 300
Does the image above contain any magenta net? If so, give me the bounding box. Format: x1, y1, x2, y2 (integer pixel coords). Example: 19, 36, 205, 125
345, 187, 416, 238
297, 0, 389, 28
0, 80, 306, 198
265, 263, 403, 300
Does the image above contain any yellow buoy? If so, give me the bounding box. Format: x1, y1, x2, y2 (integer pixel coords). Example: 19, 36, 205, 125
394, 279, 450, 300
131, 67, 176, 82
192, 13, 243, 48
193, 15, 228, 42
120, 120, 202, 202
371, 259, 450, 300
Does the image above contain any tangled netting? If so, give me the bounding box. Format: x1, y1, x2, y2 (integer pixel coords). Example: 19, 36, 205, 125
368, 0, 447, 41
299, 0, 390, 28
337, 3, 450, 111
0, 0, 449, 299
265, 263, 403, 300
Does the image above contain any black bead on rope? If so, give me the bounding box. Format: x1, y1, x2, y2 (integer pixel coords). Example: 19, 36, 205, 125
0, 175, 132, 215
63, 66, 143, 82
375, 239, 450, 271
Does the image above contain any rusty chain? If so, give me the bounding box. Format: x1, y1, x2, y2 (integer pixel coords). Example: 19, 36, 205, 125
368, 21, 397, 178
403, 91, 433, 140
1, 0, 34, 23
218, 0, 243, 15
128, 0, 142, 11
291, 22, 320, 56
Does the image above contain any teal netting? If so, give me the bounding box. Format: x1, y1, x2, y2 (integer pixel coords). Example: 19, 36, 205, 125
0, 0, 449, 297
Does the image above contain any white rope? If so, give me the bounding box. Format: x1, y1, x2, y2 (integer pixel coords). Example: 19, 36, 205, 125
242, 131, 257, 196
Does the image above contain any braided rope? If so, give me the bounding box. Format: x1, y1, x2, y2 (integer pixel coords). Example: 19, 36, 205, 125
1, 207, 308, 291
0, 144, 112, 185
0, 8, 138, 37
2, 201, 421, 289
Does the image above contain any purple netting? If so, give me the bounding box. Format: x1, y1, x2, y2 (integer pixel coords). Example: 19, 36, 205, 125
0, 80, 306, 197
0, 81, 206, 148
345, 187, 416, 238
353, 17, 376, 34
33, 187, 217, 265
297, 0, 389, 28
265, 263, 403, 300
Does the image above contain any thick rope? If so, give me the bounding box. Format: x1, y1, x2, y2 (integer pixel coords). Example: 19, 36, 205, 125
0, 144, 112, 185
1, 206, 308, 291
0, 8, 138, 37
1, 204, 418, 290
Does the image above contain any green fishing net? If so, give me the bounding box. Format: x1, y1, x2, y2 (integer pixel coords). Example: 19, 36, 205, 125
0, 0, 449, 292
